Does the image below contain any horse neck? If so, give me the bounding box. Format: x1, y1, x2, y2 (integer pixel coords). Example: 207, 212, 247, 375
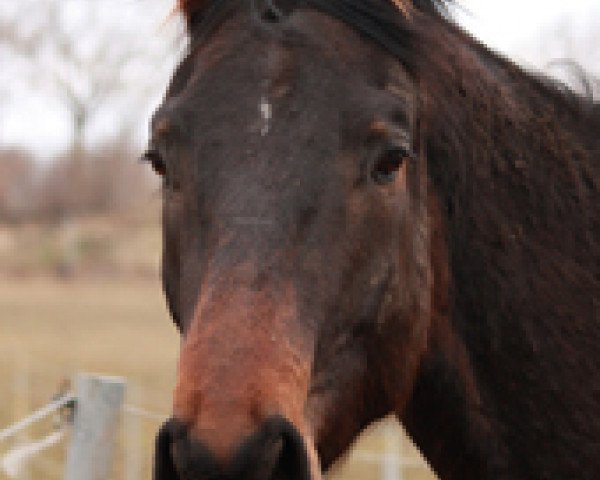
402, 27, 600, 480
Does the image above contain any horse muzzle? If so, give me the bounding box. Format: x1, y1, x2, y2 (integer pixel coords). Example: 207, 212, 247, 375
153, 415, 316, 480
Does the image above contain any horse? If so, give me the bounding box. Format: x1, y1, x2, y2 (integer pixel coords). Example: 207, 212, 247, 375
145, 1, 600, 478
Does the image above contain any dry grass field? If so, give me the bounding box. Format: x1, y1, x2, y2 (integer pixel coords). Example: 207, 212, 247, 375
0, 217, 436, 480
0, 277, 178, 480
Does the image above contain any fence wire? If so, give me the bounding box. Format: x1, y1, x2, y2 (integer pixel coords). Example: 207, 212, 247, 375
0, 393, 74, 443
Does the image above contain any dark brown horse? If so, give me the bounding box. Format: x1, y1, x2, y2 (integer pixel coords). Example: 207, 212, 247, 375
145, 1, 600, 479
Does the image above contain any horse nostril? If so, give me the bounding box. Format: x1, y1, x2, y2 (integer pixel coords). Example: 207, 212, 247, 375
153, 420, 179, 480
248, 436, 285, 480
232, 416, 311, 480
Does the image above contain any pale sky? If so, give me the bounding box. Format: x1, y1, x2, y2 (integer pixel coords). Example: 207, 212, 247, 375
456, 0, 600, 69
0, 0, 599, 161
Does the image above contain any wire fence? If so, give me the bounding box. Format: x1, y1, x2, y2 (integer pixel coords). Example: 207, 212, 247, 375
0, 395, 74, 444
0, 366, 435, 480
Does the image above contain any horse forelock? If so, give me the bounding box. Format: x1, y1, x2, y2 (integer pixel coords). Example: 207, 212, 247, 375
176, 0, 452, 31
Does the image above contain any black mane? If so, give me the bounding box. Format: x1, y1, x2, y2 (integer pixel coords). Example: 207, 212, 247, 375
303, 0, 451, 71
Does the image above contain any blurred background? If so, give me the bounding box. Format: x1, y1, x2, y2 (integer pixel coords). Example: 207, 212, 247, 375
0, 1, 598, 479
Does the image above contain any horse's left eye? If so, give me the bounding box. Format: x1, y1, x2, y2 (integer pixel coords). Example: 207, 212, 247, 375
371, 147, 413, 185
142, 149, 166, 177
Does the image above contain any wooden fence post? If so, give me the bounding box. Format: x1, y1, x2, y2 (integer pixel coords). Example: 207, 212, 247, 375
64, 374, 126, 480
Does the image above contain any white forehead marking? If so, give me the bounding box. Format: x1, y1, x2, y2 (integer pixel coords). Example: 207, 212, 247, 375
259, 96, 272, 136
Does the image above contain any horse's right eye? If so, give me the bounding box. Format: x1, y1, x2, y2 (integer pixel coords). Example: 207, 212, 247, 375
142, 149, 166, 177
371, 147, 412, 185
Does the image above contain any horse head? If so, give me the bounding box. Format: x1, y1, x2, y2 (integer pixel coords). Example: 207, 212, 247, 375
148, 1, 435, 478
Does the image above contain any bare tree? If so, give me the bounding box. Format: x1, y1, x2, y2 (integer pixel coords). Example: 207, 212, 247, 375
0, 149, 37, 222
528, 12, 600, 99
0, 0, 180, 152
0, 0, 178, 219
